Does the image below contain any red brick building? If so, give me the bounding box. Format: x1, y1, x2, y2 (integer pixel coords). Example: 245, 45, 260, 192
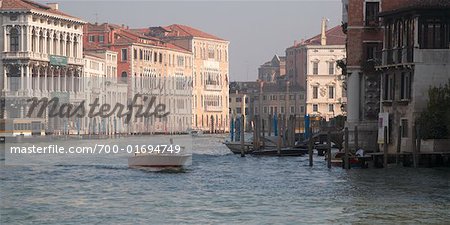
343, 0, 450, 152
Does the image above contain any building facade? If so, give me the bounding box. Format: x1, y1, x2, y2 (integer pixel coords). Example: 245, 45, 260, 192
377, 1, 450, 153
82, 49, 127, 135
287, 19, 347, 121
84, 23, 194, 134
139, 24, 230, 133
1, 0, 84, 134
343, 0, 384, 152
258, 55, 286, 82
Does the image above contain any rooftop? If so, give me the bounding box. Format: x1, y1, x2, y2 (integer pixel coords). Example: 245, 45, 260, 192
289, 25, 345, 49
0, 0, 82, 21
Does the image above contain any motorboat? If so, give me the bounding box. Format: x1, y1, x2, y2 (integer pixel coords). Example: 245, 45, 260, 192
128, 153, 192, 168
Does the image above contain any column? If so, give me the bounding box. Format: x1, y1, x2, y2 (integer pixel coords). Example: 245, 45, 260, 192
36, 67, 40, 93
50, 68, 54, 92
20, 65, 24, 92
26, 65, 31, 92
3, 67, 8, 91
3, 27, 7, 52
346, 71, 360, 124
20, 25, 25, 52
44, 67, 48, 92
70, 70, 74, 93
27, 26, 32, 52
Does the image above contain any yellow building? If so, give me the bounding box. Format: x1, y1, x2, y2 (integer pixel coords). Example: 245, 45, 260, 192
135, 25, 230, 133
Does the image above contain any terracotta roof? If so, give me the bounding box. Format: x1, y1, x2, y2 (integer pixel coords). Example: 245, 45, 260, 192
289, 25, 345, 48
0, 0, 82, 21
85, 23, 191, 54
161, 24, 226, 41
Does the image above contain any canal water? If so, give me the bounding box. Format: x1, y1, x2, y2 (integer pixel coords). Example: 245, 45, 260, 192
1, 134, 449, 224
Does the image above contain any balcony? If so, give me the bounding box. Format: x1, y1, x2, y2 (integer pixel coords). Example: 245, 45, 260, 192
2, 52, 83, 65
205, 105, 222, 112
205, 84, 222, 91
382, 47, 414, 66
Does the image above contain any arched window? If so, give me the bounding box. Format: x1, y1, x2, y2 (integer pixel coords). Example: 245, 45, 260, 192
60, 34, 64, 55
9, 28, 19, 52
46, 31, 51, 54
66, 34, 71, 57
31, 29, 37, 52
73, 36, 78, 58
53, 33, 58, 54
39, 31, 44, 53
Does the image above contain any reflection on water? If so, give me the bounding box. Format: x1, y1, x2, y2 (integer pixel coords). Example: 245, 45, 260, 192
1, 134, 449, 224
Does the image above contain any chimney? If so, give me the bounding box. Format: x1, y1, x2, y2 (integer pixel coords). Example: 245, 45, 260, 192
47, 3, 59, 10
321, 17, 327, 46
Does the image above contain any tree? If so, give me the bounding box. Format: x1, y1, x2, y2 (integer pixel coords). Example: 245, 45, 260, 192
416, 80, 450, 139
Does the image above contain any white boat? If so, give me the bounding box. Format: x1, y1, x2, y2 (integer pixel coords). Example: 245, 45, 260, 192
128, 153, 192, 168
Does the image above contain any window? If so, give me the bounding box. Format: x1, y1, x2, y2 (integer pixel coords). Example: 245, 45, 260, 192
281, 107, 285, 114
9, 28, 19, 52
98, 35, 104, 43
121, 48, 128, 61
255, 107, 259, 115
300, 106, 305, 113
89, 35, 95, 42
313, 86, 318, 99
289, 95, 295, 100
290, 106, 295, 114
208, 48, 215, 59
401, 72, 411, 100
236, 97, 242, 102
419, 17, 449, 49
270, 107, 274, 114
133, 49, 137, 59
236, 107, 242, 114
140, 50, 143, 60
263, 107, 268, 114
263, 95, 267, 101
121, 72, 128, 83
328, 86, 335, 99
313, 104, 318, 112
365, 1, 380, 26
328, 104, 334, 112
328, 62, 334, 75
313, 62, 319, 75
365, 42, 382, 60
383, 74, 395, 101
401, 119, 408, 138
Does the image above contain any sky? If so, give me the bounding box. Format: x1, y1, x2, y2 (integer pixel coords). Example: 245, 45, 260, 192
38, 0, 342, 81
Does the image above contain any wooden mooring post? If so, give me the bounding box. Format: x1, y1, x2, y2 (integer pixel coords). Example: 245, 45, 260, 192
383, 126, 388, 168
344, 127, 350, 169
396, 125, 401, 165
240, 116, 245, 157
268, 114, 272, 136
327, 131, 332, 169
412, 125, 418, 168
308, 128, 313, 167
277, 114, 282, 155
253, 116, 258, 152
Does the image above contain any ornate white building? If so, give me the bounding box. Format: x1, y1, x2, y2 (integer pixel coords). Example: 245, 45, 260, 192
1, 0, 85, 134
287, 19, 347, 120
